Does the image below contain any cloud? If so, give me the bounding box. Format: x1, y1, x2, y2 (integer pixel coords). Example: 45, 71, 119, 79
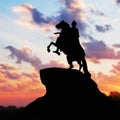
12, 0, 89, 36
56, 0, 88, 37
112, 43, 120, 48
116, 0, 120, 5
5, 45, 65, 71
12, 4, 52, 23
90, 7, 104, 16
12, 4, 54, 31
95, 24, 112, 32
5, 46, 44, 71
60, 0, 85, 9
0, 64, 20, 81
12, 1, 115, 50
91, 70, 120, 95
4, 71, 20, 80
12, 0, 114, 43
12, 0, 112, 43
82, 40, 116, 63
111, 61, 120, 73
0, 63, 45, 97
0, 70, 46, 107
5, 46, 37, 67
0, 63, 15, 71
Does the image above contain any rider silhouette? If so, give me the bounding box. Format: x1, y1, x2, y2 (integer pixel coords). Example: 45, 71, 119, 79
71, 20, 79, 39
70, 21, 91, 76
69, 21, 79, 51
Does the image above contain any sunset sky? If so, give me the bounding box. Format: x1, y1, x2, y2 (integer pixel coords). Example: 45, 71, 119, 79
1, 0, 120, 107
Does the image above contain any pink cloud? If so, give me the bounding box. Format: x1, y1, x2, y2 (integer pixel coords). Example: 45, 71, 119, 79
111, 61, 120, 73
5, 46, 66, 71
12, 4, 54, 31
91, 70, 120, 95
82, 40, 116, 63
0, 63, 15, 71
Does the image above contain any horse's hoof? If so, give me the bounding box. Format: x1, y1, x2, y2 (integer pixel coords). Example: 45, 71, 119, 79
47, 47, 50, 52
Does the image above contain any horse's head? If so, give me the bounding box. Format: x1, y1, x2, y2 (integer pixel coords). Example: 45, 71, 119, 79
55, 20, 70, 30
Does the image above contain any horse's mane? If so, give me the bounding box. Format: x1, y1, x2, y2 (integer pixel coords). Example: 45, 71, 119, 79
63, 21, 70, 28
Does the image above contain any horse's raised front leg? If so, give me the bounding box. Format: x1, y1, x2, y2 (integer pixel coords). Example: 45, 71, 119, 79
47, 42, 55, 52
47, 43, 51, 52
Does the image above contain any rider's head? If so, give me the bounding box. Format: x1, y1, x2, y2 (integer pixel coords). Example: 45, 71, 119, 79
72, 20, 77, 27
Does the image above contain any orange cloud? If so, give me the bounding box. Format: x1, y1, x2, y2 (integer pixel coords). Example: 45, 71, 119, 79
0, 88, 46, 107
0, 63, 46, 107
1, 61, 120, 107
91, 70, 120, 96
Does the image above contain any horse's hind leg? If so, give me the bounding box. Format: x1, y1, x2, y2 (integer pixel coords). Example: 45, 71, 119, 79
77, 60, 83, 71
66, 56, 73, 69
81, 58, 91, 78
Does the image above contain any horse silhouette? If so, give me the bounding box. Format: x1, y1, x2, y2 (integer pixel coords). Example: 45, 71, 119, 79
47, 20, 91, 77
